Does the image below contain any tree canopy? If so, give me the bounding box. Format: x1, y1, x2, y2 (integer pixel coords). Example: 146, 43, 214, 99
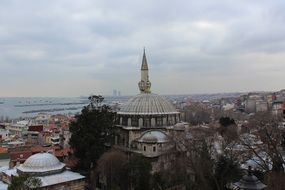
94, 150, 152, 190
219, 117, 236, 127
69, 101, 115, 172
8, 174, 42, 190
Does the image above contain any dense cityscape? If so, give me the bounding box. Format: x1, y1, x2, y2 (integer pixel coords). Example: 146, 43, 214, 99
0, 51, 284, 189
1, 1, 285, 190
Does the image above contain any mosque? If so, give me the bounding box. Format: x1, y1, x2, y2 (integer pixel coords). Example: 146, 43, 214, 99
0, 152, 85, 189
113, 50, 188, 171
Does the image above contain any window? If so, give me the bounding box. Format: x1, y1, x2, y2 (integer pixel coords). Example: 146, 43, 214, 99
153, 146, 156, 152
144, 118, 150, 127
143, 146, 146, 151
131, 117, 138, 127
122, 117, 128, 126
157, 117, 162, 126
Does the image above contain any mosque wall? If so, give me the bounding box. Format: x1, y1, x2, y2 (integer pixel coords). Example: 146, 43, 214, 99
40, 179, 85, 190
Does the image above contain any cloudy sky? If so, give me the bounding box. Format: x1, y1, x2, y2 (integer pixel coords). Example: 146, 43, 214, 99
0, 0, 285, 97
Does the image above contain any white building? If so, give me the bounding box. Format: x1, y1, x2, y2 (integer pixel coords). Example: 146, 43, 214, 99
0, 129, 9, 141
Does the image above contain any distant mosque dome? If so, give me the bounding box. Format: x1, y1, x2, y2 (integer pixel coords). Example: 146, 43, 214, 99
17, 152, 65, 175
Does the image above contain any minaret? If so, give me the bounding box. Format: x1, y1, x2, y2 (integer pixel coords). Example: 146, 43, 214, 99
138, 49, 151, 93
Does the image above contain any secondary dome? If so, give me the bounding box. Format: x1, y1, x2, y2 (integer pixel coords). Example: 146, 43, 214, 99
138, 130, 170, 143
17, 152, 65, 175
118, 93, 178, 115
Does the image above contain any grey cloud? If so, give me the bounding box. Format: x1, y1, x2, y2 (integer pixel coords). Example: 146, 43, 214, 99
1, 0, 285, 96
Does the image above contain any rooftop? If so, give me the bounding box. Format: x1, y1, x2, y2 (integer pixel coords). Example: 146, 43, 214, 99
37, 170, 85, 187
17, 152, 65, 175
118, 93, 178, 115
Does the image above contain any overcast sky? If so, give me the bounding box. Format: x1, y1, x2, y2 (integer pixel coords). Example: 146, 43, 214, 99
1, 0, 285, 97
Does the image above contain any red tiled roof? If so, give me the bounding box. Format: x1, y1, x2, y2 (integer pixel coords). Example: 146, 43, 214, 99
62, 124, 69, 130
10, 151, 32, 161
28, 125, 43, 132
8, 145, 32, 153
9, 145, 73, 166
49, 124, 57, 129
0, 147, 7, 153
30, 145, 47, 153
54, 147, 71, 157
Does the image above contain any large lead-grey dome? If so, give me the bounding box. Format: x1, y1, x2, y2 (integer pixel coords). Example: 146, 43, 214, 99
17, 152, 65, 175
118, 93, 178, 115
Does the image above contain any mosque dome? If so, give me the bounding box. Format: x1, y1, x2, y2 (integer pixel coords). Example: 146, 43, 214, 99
138, 130, 170, 143
118, 93, 178, 115
234, 173, 267, 189
116, 50, 180, 128
17, 152, 65, 175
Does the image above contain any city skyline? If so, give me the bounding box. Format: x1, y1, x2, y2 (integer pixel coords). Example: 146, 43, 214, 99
1, 0, 285, 97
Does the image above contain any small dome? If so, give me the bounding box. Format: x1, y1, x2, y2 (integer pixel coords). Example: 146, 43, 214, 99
118, 93, 178, 115
138, 130, 170, 143
234, 174, 267, 189
174, 122, 186, 130
17, 152, 65, 175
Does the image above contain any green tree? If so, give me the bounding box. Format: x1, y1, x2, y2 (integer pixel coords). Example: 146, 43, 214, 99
69, 97, 115, 172
218, 117, 238, 142
8, 174, 42, 190
219, 117, 235, 127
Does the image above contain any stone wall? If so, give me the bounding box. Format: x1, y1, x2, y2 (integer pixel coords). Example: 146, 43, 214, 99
40, 179, 85, 190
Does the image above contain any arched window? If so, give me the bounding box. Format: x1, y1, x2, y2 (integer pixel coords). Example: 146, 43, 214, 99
127, 118, 132, 126
139, 118, 143, 127
131, 117, 138, 127
157, 117, 162, 126
144, 118, 150, 127
122, 117, 128, 126
151, 118, 156, 127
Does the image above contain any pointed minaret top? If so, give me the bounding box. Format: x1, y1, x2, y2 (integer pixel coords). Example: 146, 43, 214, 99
138, 48, 151, 93
141, 48, 148, 70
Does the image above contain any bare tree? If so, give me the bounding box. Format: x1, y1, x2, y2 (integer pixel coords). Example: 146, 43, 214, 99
239, 111, 285, 189
93, 149, 128, 190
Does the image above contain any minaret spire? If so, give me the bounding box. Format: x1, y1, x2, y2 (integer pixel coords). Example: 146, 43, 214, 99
141, 48, 148, 70
138, 48, 151, 93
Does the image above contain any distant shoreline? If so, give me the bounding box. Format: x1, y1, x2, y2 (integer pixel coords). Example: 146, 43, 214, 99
22, 106, 83, 114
